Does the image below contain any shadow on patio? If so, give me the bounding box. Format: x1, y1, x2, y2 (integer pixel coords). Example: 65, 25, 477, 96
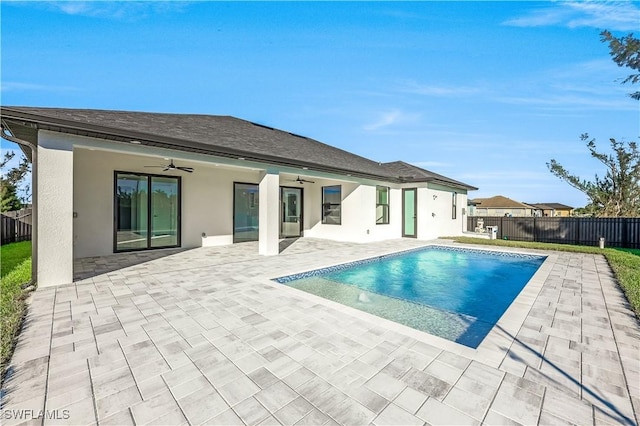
73, 248, 192, 281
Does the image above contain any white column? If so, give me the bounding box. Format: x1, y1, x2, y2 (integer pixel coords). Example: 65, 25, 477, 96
259, 170, 280, 255
37, 132, 74, 286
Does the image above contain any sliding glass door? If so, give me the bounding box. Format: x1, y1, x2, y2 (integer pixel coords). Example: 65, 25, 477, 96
114, 172, 181, 252
233, 183, 259, 243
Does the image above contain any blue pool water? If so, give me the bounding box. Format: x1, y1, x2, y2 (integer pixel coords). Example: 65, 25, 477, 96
275, 246, 546, 348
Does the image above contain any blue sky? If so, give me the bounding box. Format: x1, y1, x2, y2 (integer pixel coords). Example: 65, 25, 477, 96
2, 1, 638, 208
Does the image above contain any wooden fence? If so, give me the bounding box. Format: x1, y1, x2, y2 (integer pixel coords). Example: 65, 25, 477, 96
467, 216, 640, 249
1, 208, 32, 245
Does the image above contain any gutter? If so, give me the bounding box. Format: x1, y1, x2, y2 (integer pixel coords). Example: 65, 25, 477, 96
1, 119, 37, 288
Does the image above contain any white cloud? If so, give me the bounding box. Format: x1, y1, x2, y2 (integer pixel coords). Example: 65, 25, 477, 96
503, 1, 639, 31
363, 109, 421, 131
494, 92, 636, 111
33, 1, 191, 21
1, 81, 81, 93
399, 81, 483, 97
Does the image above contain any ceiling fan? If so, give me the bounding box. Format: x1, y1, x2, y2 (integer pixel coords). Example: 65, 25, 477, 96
144, 159, 194, 173
286, 176, 315, 185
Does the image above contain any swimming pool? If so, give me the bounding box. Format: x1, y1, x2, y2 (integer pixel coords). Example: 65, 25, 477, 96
274, 246, 546, 348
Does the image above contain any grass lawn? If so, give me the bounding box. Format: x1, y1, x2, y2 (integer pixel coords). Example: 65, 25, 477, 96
445, 237, 640, 318
1, 240, 32, 277
1, 241, 33, 381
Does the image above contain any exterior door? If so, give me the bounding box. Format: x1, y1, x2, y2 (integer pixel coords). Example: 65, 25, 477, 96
281, 187, 303, 238
233, 183, 259, 243
402, 188, 417, 238
114, 172, 181, 252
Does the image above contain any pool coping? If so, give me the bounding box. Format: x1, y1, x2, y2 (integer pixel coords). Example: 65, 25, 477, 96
264, 241, 555, 368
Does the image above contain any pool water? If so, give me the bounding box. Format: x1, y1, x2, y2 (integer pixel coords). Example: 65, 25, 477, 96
275, 246, 546, 348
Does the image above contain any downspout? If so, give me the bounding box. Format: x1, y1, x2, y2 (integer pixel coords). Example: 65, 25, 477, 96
1, 120, 37, 289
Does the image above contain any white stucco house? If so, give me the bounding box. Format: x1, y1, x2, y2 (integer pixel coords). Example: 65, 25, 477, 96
1, 107, 477, 287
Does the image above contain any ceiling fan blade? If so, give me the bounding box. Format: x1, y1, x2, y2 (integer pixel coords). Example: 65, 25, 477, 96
163, 167, 171, 171
177, 167, 194, 172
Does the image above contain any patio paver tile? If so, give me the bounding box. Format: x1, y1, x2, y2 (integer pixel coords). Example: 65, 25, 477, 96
372, 402, 424, 426
177, 382, 228, 425
416, 398, 479, 426
393, 387, 428, 415
233, 397, 272, 424
95, 385, 142, 421
254, 381, 299, 414
489, 380, 542, 425
129, 389, 181, 425
2, 239, 639, 426
218, 375, 261, 406
273, 396, 315, 425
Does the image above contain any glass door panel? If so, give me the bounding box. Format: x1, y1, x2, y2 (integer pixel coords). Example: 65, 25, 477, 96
281, 187, 302, 238
150, 176, 180, 248
234, 183, 259, 242
403, 188, 417, 238
115, 174, 149, 250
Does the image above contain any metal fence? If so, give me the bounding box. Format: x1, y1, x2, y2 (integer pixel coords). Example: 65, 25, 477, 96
1, 208, 32, 245
468, 216, 640, 249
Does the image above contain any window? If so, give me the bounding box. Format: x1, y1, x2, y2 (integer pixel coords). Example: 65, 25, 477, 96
233, 183, 259, 243
322, 185, 341, 224
376, 186, 389, 224
114, 172, 180, 252
452, 192, 457, 219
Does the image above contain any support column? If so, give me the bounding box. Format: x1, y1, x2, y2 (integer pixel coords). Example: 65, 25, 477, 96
259, 170, 280, 256
37, 133, 74, 286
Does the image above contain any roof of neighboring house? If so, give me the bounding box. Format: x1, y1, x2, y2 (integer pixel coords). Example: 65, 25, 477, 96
529, 203, 574, 210
1, 106, 476, 189
469, 195, 533, 209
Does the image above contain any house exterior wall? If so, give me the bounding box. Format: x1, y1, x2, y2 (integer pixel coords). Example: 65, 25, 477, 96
541, 208, 572, 217
35, 130, 472, 286
474, 207, 533, 217
304, 183, 401, 242
73, 147, 263, 258
415, 187, 467, 239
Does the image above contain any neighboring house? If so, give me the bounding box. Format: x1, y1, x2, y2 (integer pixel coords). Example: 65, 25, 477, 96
468, 195, 535, 217
528, 203, 574, 217
1, 106, 477, 287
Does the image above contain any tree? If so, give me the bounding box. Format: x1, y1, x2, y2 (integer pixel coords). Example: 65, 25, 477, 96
547, 134, 639, 217
0, 151, 31, 212
601, 31, 640, 100
547, 30, 640, 217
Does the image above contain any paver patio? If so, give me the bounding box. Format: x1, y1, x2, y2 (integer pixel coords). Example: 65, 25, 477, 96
1, 238, 638, 425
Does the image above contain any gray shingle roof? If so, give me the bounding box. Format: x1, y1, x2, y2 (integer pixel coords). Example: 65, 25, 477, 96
1, 106, 476, 189
383, 161, 478, 190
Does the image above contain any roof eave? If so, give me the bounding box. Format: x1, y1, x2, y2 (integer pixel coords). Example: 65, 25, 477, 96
1, 107, 402, 183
